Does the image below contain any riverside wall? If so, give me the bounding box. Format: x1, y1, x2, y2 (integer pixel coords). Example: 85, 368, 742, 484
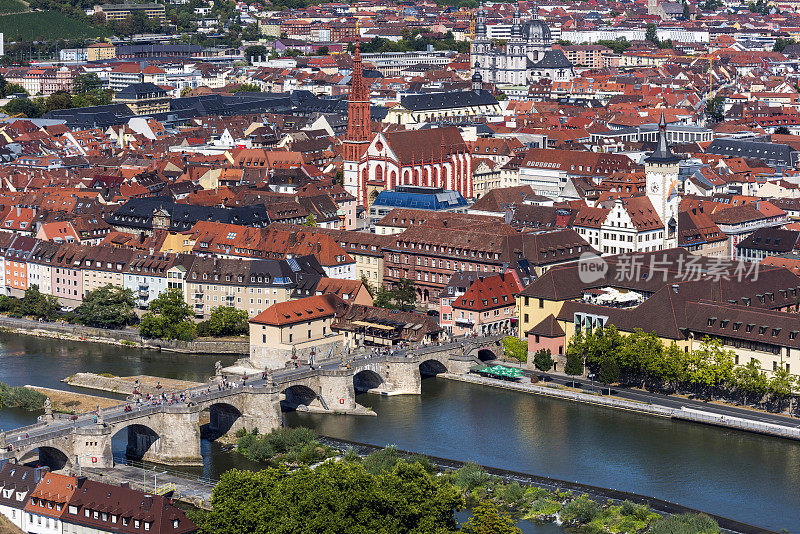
445, 373, 800, 442
0, 315, 249, 355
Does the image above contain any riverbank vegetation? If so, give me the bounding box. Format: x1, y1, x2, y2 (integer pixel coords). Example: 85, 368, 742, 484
139, 288, 196, 341
73, 285, 138, 329
567, 326, 797, 413
234, 427, 333, 465
0, 285, 60, 321
196, 306, 248, 337
201, 440, 723, 534
0, 381, 46, 411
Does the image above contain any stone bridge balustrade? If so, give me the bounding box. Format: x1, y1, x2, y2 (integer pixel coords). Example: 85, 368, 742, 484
0, 336, 504, 471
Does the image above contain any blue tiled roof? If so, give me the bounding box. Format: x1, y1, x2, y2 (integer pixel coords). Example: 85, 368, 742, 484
372, 186, 468, 211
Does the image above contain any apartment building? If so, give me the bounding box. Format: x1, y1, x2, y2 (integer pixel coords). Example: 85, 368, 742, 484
185, 255, 324, 318
94, 3, 166, 23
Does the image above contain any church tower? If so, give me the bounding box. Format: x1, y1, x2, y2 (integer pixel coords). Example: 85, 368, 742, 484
343, 40, 372, 207
645, 112, 680, 249
508, 3, 526, 85
471, 2, 490, 83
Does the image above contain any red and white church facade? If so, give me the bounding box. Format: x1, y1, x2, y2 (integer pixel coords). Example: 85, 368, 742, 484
342, 43, 473, 207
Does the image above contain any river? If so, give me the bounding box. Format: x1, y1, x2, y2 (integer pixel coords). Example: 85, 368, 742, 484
0, 334, 797, 532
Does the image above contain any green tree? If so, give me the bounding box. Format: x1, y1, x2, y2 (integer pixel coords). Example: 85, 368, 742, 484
502, 336, 527, 363
706, 96, 724, 123
198, 306, 248, 337
768, 366, 796, 412
462, 501, 521, 534
732, 359, 768, 405
16, 285, 59, 319
4, 98, 43, 118
316, 45, 329, 55
564, 333, 585, 386
233, 83, 261, 93
304, 214, 317, 227
73, 73, 102, 95
198, 461, 463, 534
74, 284, 138, 329
44, 90, 73, 113
650, 512, 720, 534
533, 348, 554, 372
774, 38, 797, 52
139, 288, 196, 341
645, 23, 658, 44
598, 355, 620, 395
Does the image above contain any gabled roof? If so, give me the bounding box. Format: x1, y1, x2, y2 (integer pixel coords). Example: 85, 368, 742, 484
250, 293, 344, 326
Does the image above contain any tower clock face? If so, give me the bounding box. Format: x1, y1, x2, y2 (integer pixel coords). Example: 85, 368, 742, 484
650, 181, 660, 193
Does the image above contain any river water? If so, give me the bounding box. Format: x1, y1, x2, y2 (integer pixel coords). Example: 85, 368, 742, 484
0, 334, 797, 532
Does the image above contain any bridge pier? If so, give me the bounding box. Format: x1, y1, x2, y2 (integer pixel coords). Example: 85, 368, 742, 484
125, 408, 202, 466
223, 390, 284, 437
74, 425, 114, 469
316, 370, 358, 411
383, 359, 422, 395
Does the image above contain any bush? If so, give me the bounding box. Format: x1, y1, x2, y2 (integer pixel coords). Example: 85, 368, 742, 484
0, 382, 46, 411
362, 445, 401, 474
236, 427, 325, 464
650, 513, 720, 534
620, 500, 652, 521
197, 306, 248, 337
503, 336, 528, 363
452, 462, 489, 491
561, 494, 602, 524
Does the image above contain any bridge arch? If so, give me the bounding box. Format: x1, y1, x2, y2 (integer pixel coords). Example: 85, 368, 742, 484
281, 385, 318, 411
476, 348, 496, 362
419, 359, 448, 377
111, 423, 161, 461
353, 369, 384, 393
206, 402, 243, 441
17, 445, 71, 471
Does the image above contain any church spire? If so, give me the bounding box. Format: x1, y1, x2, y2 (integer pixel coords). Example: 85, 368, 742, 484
645, 112, 680, 164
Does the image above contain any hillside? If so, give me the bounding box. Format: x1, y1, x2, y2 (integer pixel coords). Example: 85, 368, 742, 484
0, 11, 108, 40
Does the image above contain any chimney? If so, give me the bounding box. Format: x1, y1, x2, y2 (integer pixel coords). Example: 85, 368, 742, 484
34, 466, 49, 483
76, 476, 87, 489
143, 495, 154, 510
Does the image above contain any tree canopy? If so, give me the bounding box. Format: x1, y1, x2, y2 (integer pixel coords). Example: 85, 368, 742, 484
373, 279, 417, 312
198, 461, 463, 534
74, 284, 138, 329
138, 288, 196, 341
197, 306, 248, 337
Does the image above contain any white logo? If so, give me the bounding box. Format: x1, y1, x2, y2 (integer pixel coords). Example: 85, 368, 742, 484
577, 252, 608, 284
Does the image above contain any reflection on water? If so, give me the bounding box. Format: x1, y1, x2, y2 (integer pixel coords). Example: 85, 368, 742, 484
286, 378, 800, 533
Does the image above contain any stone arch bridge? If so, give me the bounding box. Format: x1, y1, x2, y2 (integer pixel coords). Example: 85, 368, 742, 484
0, 336, 503, 471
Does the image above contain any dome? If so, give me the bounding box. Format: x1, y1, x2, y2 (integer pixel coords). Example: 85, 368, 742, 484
522, 19, 551, 43
472, 70, 482, 83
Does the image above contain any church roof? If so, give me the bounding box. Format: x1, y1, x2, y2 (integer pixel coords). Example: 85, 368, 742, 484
385, 126, 469, 164
529, 49, 573, 70
399, 89, 498, 112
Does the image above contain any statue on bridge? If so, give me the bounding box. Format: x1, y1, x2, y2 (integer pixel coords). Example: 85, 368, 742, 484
43, 397, 53, 419
215, 360, 223, 377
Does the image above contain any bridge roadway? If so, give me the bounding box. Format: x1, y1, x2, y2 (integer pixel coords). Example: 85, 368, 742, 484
0, 335, 503, 472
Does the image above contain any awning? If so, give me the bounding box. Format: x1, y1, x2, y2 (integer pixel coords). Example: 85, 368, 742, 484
472, 365, 524, 380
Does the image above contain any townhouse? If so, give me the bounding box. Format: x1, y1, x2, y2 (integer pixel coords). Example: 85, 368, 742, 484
383, 226, 585, 306
185, 255, 324, 319
249, 293, 346, 368
80, 246, 136, 299
0, 464, 45, 532
1, 468, 196, 534
516, 249, 800, 376
5, 236, 38, 297
123, 252, 195, 308
450, 273, 523, 337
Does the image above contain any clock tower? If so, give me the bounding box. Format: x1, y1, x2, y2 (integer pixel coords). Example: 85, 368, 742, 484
645, 112, 680, 249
